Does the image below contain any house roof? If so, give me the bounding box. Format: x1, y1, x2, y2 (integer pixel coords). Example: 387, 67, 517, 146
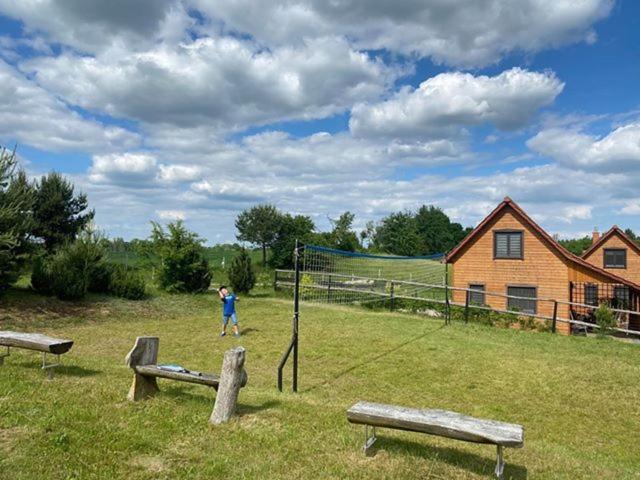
445, 197, 640, 291
582, 226, 640, 259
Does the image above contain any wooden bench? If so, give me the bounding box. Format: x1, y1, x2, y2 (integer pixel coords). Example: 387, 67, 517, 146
125, 336, 248, 424
0, 331, 74, 379
347, 401, 524, 479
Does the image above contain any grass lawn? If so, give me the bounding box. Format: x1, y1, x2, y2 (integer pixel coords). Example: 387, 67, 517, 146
1, 288, 639, 479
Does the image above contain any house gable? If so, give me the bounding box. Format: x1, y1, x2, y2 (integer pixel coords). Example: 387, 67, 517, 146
582, 227, 640, 284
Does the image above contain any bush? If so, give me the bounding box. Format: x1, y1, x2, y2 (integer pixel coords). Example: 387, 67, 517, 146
31, 254, 54, 295
48, 247, 90, 300
109, 265, 146, 300
595, 303, 617, 337
228, 248, 256, 294
31, 232, 105, 300
149, 221, 212, 293
88, 261, 112, 294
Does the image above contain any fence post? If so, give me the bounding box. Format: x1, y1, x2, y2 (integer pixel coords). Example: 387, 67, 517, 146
327, 274, 332, 303
552, 301, 558, 334
464, 289, 470, 324
444, 282, 450, 325
273, 270, 278, 291
390, 282, 395, 311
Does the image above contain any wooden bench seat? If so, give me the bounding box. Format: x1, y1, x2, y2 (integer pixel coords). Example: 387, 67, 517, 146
125, 336, 247, 424
347, 401, 524, 479
0, 331, 74, 379
133, 365, 220, 389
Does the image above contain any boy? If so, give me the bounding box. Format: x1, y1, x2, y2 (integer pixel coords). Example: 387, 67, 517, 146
218, 286, 240, 337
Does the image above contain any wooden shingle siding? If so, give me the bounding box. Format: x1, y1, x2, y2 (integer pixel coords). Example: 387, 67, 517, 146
450, 207, 571, 333
583, 231, 640, 285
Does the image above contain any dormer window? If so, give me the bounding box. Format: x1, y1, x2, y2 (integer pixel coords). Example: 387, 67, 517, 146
494, 231, 523, 259
604, 248, 626, 269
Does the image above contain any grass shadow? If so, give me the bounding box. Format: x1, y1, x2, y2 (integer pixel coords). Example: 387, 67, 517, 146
12, 361, 101, 377
377, 436, 528, 479
236, 399, 280, 415
239, 327, 260, 337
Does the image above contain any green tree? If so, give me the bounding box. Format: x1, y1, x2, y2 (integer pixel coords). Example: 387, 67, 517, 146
322, 211, 360, 252
0, 147, 34, 292
270, 214, 316, 269
372, 212, 424, 256
414, 205, 471, 255
624, 228, 640, 246
32, 172, 94, 252
558, 236, 593, 255
149, 221, 211, 293
228, 248, 256, 293
235, 204, 283, 266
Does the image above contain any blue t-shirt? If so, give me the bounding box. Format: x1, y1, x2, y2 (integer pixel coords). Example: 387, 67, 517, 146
222, 294, 237, 316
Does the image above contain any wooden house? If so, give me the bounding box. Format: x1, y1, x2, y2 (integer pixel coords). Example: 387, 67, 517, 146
582, 226, 640, 285
445, 197, 640, 334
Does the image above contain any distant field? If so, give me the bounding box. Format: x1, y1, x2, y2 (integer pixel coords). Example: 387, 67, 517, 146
106, 244, 263, 269
1, 288, 639, 479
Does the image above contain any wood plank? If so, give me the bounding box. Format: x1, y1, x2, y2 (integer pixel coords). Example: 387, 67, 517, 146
347, 401, 524, 448
0, 331, 73, 355
134, 365, 220, 388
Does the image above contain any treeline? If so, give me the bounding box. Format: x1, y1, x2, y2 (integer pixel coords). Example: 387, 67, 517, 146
559, 229, 640, 256
234, 204, 472, 269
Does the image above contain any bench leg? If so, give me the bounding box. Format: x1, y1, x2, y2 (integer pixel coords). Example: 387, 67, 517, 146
41, 352, 61, 380
494, 445, 505, 479
127, 373, 160, 401
363, 425, 377, 457
0, 346, 9, 365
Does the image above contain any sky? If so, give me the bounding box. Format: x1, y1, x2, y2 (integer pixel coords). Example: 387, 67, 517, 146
0, 0, 639, 245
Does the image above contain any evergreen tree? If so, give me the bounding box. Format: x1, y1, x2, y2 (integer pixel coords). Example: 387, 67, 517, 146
149, 221, 211, 293
0, 148, 34, 292
235, 204, 283, 266
32, 172, 94, 252
228, 248, 256, 294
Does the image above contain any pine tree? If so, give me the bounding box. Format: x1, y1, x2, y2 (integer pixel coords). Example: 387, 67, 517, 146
32, 172, 94, 252
0, 147, 34, 292
228, 248, 256, 294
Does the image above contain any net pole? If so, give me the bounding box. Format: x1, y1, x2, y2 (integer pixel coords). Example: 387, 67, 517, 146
292, 239, 301, 392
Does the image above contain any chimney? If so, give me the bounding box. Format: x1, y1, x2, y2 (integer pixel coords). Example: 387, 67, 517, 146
592, 227, 600, 244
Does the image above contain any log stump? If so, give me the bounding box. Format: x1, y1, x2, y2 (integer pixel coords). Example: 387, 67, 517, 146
210, 346, 247, 424
125, 336, 160, 401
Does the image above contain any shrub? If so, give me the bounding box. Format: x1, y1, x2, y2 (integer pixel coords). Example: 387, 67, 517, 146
31, 254, 54, 295
109, 265, 146, 300
228, 248, 256, 294
32, 232, 105, 300
149, 221, 212, 293
88, 261, 112, 294
595, 303, 617, 338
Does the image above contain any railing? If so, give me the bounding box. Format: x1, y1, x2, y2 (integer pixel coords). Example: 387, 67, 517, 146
274, 269, 640, 337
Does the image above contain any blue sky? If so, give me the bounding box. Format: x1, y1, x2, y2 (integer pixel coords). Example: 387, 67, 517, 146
0, 0, 639, 244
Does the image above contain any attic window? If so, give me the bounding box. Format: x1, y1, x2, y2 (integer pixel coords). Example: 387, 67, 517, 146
494, 231, 523, 259
604, 248, 626, 269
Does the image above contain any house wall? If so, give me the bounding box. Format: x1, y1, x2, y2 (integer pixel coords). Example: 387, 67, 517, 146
582, 234, 640, 285
449, 206, 571, 333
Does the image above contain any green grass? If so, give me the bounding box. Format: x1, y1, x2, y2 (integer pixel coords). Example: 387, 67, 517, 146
1, 288, 639, 479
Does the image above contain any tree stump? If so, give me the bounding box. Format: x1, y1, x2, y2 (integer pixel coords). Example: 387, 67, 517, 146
125, 336, 160, 401
210, 346, 247, 424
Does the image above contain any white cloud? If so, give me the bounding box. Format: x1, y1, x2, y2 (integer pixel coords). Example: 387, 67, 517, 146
621, 201, 640, 216
193, 0, 612, 67
89, 153, 157, 184
157, 209, 187, 221
158, 164, 202, 183
350, 68, 564, 139
0, 60, 140, 152
21, 36, 398, 130
527, 122, 640, 172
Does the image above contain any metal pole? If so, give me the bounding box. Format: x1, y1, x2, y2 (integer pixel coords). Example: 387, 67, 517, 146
327, 274, 332, 303
292, 240, 301, 393
552, 301, 558, 333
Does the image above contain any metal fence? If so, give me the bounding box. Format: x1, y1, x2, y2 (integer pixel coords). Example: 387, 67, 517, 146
274, 269, 640, 337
